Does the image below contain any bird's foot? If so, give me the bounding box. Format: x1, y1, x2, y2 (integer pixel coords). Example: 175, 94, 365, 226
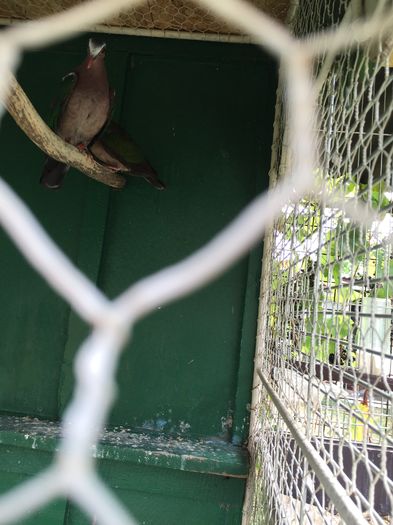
106, 164, 125, 172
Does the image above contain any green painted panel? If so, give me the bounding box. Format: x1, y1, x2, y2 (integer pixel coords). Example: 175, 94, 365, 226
0, 443, 244, 524
67, 488, 242, 525
0, 32, 276, 525
0, 418, 246, 524
0, 416, 248, 477
0, 34, 275, 438
0, 477, 65, 525
0, 42, 132, 418
0, 52, 90, 419
96, 50, 274, 438
0, 475, 66, 525
67, 461, 245, 524
0, 443, 66, 524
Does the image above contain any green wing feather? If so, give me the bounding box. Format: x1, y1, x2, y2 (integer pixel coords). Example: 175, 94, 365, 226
101, 122, 145, 165
92, 121, 166, 190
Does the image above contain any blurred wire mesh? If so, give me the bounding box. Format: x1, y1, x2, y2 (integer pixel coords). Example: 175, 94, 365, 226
0, 0, 289, 41
247, 1, 393, 524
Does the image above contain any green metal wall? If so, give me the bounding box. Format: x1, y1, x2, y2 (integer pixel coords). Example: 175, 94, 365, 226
0, 33, 276, 524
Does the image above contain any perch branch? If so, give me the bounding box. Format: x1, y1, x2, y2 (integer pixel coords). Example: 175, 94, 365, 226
1, 74, 126, 189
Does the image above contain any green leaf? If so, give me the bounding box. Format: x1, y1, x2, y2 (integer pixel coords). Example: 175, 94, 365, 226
333, 263, 341, 287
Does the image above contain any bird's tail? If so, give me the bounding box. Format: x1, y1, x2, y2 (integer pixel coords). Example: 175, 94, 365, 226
131, 161, 166, 190
40, 157, 69, 190
144, 174, 166, 190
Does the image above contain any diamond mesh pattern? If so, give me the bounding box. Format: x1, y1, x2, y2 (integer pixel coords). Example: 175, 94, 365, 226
0, 0, 290, 37
246, 1, 393, 524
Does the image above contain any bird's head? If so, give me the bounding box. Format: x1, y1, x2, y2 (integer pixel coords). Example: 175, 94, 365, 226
86, 38, 106, 69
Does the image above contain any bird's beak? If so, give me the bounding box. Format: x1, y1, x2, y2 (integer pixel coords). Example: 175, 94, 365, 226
86, 56, 94, 70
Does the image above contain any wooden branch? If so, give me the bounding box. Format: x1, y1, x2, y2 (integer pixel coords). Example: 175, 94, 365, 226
1, 74, 126, 189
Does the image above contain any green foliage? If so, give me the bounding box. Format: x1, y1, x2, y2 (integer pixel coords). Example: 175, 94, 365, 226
274, 172, 393, 365
376, 258, 393, 299
360, 180, 392, 211
301, 312, 354, 363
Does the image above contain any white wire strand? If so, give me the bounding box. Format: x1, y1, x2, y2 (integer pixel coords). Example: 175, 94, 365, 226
0, 178, 110, 324
115, 176, 314, 322
0, 468, 62, 525
306, 4, 393, 57
71, 474, 138, 525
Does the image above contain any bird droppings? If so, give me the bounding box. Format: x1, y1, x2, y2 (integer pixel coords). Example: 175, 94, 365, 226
140, 416, 193, 436
0, 415, 249, 478
155, 418, 167, 431
179, 421, 191, 433
221, 414, 233, 433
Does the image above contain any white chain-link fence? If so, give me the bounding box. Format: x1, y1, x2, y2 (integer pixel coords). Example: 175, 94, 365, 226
0, 0, 393, 524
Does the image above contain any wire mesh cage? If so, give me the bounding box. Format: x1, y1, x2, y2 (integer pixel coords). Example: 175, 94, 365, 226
2, 0, 393, 523
0, 0, 290, 41
247, 1, 393, 524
